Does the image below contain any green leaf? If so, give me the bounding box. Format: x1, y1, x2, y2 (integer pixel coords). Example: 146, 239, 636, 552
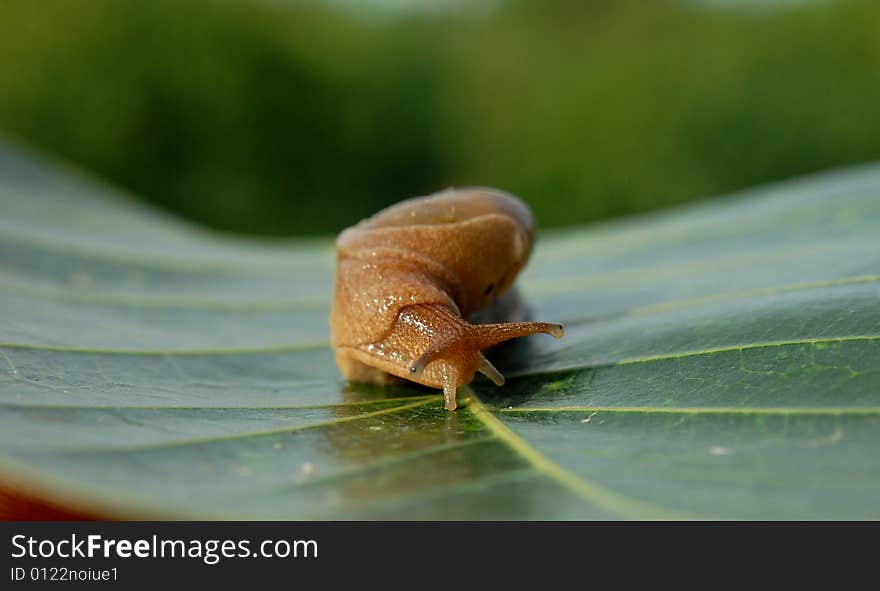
1, 139, 878, 519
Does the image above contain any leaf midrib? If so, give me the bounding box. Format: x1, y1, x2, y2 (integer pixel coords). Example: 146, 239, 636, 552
462, 391, 689, 519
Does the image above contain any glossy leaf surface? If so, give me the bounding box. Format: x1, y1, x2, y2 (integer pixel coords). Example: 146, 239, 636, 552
1, 140, 878, 519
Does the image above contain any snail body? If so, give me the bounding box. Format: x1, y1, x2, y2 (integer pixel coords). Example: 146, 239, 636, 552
329, 188, 564, 410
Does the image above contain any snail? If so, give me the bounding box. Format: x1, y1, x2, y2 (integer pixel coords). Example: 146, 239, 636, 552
329, 187, 564, 410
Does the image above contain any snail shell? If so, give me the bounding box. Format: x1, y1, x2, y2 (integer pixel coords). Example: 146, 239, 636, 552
329, 187, 564, 410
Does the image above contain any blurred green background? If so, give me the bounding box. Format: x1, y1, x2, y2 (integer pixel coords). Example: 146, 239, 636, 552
2, 0, 878, 236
